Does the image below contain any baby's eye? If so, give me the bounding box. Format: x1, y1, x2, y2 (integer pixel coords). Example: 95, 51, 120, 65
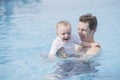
67, 32, 71, 34
62, 33, 65, 35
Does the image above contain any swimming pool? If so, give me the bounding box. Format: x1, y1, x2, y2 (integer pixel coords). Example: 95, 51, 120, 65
0, 0, 120, 80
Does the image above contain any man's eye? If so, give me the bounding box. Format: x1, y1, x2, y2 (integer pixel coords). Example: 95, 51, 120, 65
82, 29, 86, 31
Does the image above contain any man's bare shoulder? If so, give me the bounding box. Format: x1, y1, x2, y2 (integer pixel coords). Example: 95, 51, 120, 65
86, 42, 101, 55
75, 42, 101, 55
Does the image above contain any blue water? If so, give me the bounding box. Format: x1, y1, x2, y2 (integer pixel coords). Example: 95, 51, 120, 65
0, 0, 120, 80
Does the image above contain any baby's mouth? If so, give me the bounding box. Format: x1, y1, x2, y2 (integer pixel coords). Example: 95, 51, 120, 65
64, 38, 68, 40
63, 38, 69, 41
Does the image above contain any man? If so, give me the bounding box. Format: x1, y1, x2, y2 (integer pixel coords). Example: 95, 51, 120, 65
75, 13, 101, 60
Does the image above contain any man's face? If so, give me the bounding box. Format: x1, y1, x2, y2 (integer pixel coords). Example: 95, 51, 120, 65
78, 21, 94, 42
57, 25, 71, 42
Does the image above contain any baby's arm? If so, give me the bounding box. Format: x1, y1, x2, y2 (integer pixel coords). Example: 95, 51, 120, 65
73, 34, 81, 45
48, 40, 58, 59
48, 50, 56, 59
75, 44, 83, 53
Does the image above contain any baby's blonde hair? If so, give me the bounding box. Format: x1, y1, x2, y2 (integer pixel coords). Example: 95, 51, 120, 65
56, 21, 71, 29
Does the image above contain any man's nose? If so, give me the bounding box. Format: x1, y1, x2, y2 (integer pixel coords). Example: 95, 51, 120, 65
78, 30, 82, 34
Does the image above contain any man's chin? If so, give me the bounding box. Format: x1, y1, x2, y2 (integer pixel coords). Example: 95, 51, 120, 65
81, 38, 86, 42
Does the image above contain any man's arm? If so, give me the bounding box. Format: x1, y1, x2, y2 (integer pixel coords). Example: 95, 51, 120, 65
75, 42, 101, 61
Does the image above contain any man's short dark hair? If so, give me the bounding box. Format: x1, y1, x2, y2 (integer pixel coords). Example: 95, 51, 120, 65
79, 13, 97, 30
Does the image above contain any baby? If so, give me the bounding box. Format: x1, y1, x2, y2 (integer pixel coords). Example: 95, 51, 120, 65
48, 21, 80, 59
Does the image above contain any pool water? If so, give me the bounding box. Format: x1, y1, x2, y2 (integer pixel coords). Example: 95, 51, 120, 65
0, 0, 120, 80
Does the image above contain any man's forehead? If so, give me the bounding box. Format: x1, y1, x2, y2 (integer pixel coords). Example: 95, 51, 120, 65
78, 22, 89, 28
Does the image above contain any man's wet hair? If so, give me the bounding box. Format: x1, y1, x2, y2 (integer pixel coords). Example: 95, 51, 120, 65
79, 13, 97, 30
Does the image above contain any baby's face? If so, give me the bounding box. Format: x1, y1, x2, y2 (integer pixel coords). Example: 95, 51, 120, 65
57, 25, 71, 42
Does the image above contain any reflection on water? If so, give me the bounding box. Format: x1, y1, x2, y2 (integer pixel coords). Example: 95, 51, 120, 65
44, 57, 100, 80
55, 60, 98, 77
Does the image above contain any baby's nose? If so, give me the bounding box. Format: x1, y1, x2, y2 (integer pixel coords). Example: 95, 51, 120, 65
65, 34, 69, 37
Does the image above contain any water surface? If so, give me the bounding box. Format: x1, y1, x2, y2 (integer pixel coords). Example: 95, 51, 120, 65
0, 0, 120, 80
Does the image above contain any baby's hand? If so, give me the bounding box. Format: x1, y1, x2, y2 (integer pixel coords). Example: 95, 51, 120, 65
48, 55, 55, 60
75, 44, 82, 53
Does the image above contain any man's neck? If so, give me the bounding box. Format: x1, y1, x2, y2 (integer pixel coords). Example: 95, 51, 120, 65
87, 36, 95, 43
